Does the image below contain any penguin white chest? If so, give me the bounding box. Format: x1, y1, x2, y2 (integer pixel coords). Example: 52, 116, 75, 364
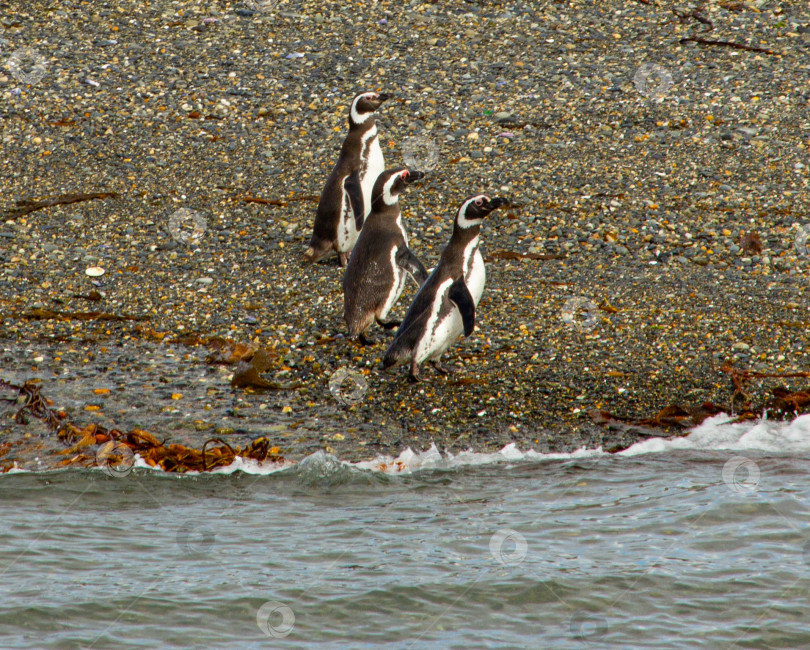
415, 278, 456, 364
335, 191, 358, 253
379, 246, 407, 320
415, 242, 487, 364
463, 238, 486, 306
395, 215, 408, 247
360, 127, 385, 216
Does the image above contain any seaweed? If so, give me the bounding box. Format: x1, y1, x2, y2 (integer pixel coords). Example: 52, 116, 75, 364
3, 192, 118, 218
0, 379, 286, 473
56, 423, 285, 473
0, 379, 65, 430
17, 308, 149, 322
591, 365, 810, 444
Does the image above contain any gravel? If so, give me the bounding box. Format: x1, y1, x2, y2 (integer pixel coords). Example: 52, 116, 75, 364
1, 0, 809, 467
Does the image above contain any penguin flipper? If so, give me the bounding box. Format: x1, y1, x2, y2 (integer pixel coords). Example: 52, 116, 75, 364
385, 273, 442, 366
344, 171, 365, 230
384, 307, 430, 367
448, 276, 476, 337
395, 247, 428, 284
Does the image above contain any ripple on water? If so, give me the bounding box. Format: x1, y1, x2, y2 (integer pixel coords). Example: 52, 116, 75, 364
2, 454, 810, 647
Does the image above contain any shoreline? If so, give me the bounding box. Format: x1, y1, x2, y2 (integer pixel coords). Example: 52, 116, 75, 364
1, 0, 809, 470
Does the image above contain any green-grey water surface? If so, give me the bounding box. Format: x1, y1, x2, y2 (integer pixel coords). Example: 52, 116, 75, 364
2, 451, 810, 648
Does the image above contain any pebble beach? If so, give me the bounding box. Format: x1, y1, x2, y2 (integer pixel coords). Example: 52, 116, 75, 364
1, 0, 810, 468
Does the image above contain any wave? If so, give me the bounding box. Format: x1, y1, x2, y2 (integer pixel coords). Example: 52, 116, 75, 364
617, 412, 810, 456
6, 413, 810, 477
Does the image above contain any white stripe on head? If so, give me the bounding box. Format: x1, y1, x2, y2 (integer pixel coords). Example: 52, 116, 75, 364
382, 173, 403, 206
457, 194, 489, 229
350, 93, 376, 125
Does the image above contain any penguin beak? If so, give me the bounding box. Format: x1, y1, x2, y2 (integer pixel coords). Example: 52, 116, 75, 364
485, 197, 509, 211
403, 170, 425, 184
377, 92, 390, 102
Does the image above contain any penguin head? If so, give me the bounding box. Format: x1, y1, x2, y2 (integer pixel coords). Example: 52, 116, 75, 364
350, 91, 389, 125
456, 195, 509, 229
372, 168, 424, 207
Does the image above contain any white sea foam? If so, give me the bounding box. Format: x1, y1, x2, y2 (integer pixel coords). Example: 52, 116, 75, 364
618, 412, 810, 456
354, 442, 601, 474
6, 413, 810, 476
350, 413, 810, 474
129, 453, 296, 475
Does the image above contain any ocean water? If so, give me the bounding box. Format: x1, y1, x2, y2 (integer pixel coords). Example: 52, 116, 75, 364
2, 414, 810, 648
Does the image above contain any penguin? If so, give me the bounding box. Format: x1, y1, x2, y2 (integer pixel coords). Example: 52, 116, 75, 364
343, 168, 429, 345
383, 194, 508, 381
305, 91, 388, 266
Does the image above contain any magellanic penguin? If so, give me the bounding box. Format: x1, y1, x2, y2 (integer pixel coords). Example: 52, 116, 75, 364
305, 91, 388, 266
383, 194, 508, 381
343, 168, 429, 345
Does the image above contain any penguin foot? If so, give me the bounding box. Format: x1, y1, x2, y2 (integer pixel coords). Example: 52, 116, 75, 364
303, 247, 324, 264
408, 361, 422, 383
432, 361, 455, 375
358, 332, 377, 346
375, 317, 401, 330
304, 244, 333, 264
338, 252, 349, 267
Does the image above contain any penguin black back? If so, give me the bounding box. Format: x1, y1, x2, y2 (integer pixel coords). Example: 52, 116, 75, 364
384, 195, 508, 380
343, 168, 428, 344
305, 91, 389, 266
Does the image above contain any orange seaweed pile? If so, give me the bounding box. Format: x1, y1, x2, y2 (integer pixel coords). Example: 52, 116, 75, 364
1, 378, 286, 473
57, 424, 285, 473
